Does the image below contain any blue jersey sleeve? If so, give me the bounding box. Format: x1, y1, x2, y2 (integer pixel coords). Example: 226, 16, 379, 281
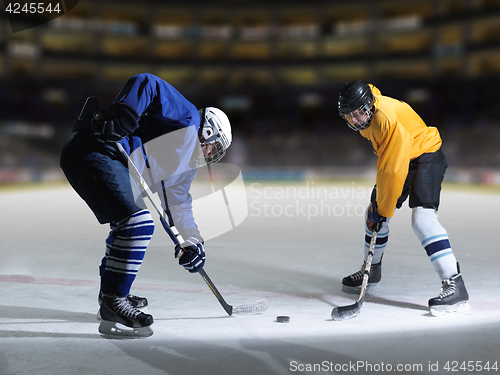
113, 73, 199, 134
157, 172, 201, 240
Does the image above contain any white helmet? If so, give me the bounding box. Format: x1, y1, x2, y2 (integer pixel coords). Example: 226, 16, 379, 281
198, 107, 232, 165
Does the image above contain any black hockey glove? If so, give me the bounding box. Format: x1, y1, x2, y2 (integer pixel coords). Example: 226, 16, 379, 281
91, 103, 139, 143
367, 201, 386, 232
91, 109, 119, 142
174, 236, 205, 273
73, 96, 100, 131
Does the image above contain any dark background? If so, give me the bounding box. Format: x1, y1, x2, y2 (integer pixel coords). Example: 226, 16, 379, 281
1, 0, 499, 183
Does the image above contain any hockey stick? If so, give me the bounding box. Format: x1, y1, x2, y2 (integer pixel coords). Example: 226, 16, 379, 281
114, 142, 268, 316
331, 231, 377, 321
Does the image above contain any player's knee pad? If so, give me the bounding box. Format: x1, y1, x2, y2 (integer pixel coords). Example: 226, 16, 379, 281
113, 209, 155, 239
100, 209, 154, 284
411, 206, 445, 241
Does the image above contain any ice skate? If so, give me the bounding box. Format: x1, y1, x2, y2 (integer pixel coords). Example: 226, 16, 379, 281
98, 292, 148, 309
428, 273, 471, 317
97, 293, 149, 321
125, 294, 149, 309
98, 294, 154, 337
342, 259, 382, 294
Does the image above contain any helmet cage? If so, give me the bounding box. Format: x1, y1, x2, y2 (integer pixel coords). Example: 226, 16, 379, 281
201, 137, 226, 165
341, 100, 374, 131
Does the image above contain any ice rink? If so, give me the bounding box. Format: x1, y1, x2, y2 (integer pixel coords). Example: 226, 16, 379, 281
1, 179, 499, 375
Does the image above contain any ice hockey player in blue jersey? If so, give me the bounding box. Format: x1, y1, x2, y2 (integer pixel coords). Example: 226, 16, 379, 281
60, 73, 232, 337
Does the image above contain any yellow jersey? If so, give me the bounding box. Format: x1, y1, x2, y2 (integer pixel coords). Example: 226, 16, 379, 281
359, 85, 442, 217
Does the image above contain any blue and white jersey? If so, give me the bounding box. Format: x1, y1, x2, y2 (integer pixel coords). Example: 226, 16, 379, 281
115, 73, 201, 240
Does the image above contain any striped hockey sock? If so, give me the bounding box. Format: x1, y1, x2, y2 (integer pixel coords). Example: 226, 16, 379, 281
364, 217, 390, 264
412, 207, 457, 280
99, 209, 155, 296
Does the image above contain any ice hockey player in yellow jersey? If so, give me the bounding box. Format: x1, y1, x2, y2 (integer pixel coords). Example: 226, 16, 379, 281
337, 80, 470, 317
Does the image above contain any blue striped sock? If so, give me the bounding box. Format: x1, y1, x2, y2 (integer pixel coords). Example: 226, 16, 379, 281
422, 234, 457, 279
364, 219, 390, 264
100, 209, 155, 296
412, 207, 457, 279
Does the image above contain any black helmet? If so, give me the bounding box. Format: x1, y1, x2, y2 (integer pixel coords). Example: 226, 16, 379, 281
338, 80, 375, 131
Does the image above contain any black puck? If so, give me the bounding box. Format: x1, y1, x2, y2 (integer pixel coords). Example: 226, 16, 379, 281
276, 316, 290, 323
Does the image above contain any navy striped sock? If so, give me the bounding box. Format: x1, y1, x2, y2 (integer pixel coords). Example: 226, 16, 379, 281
100, 209, 155, 296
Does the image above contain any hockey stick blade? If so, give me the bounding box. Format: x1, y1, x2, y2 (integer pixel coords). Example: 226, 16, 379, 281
331, 231, 377, 321
199, 269, 268, 316
232, 299, 269, 316
331, 299, 362, 321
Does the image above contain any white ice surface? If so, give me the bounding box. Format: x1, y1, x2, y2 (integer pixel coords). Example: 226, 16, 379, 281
1, 181, 499, 375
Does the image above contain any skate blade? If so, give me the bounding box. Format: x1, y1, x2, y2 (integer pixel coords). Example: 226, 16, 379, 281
98, 320, 153, 338
429, 301, 471, 317
341, 282, 379, 295
96, 306, 148, 322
